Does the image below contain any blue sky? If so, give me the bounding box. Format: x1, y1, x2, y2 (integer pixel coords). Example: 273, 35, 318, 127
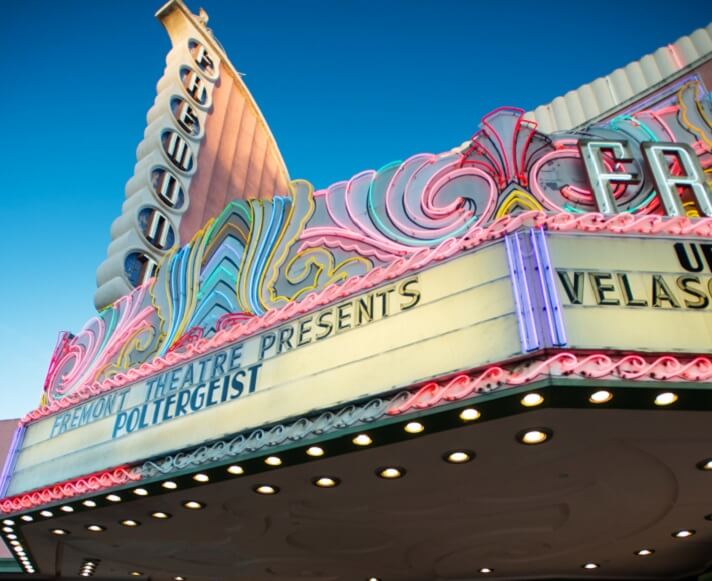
1, 0, 711, 419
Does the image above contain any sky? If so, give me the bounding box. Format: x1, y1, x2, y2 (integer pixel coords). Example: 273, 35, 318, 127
1, 0, 711, 420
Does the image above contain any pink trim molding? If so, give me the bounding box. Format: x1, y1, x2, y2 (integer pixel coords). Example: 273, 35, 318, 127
386, 352, 712, 415
0, 466, 141, 514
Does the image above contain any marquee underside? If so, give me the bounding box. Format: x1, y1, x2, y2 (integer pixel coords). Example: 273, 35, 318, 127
8, 381, 712, 580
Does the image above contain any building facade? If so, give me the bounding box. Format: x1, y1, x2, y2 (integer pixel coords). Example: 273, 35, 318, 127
2, 1, 712, 579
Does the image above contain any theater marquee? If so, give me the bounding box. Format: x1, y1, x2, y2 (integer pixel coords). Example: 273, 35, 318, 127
11, 230, 712, 495
10, 242, 522, 494
550, 234, 712, 353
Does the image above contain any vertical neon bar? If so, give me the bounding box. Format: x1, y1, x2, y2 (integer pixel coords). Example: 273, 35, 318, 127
513, 232, 540, 351
505, 233, 539, 352
529, 228, 558, 345
532, 228, 567, 346
504, 234, 528, 351
0, 424, 25, 497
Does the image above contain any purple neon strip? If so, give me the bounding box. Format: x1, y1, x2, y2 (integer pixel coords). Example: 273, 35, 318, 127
529, 228, 559, 346
513, 232, 540, 351
0, 424, 25, 497
533, 228, 568, 346
504, 234, 529, 351
504, 234, 539, 352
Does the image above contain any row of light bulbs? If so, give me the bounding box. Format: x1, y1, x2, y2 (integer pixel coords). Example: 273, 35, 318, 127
0, 410, 482, 576
1, 389, 687, 521
6, 536, 33, 574
476, 535, 698, 575
2, 387, 705, 577
79, 558, 99, 577
520, 389, 680, 407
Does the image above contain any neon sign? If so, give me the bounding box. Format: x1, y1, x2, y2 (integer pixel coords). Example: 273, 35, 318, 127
579, 140, 712, 216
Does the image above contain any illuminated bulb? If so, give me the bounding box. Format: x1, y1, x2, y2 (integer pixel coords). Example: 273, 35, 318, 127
120, 519, 140, 527
352, 434, 372, 446
2, 527, 13, 533
445, 451, 472, 464
479, 568, 493, 574
589, 390, 612, 404
193, 473, 209, 483
377, 467, 404, 479
2, 520, 14, 526
254, 485, 278, 495
82, 500, 97, 508
314, 477, 339, 488
9, 540, 19, 546
130, 572, 142, 577
182, 501, 205, 510
697, 458, 712, 471
306, 446, 324, 457
635, 548, 654, 556
673, 529, 695, 538
40, 510, 53, 518
51, 529, 69, 536
367, 578, 381, 581
582, 563, 599, 569
174, 577, 185, 581
518, 429, 551, 445
60, 505, 74, 513
86, 525, 105, 532
162, 481, 178, 490
459, 408, 480, 421
105, 494, 121, 502
227, 465, 244, 475
265, 456, 282, 466
404, 421, 424, 434
6, 534, 16, 540
20, 515, 33, 522
133, 488, 149, 496
655, 392, 678, 406
151, 512, 171, 519
521, 393, 544, 407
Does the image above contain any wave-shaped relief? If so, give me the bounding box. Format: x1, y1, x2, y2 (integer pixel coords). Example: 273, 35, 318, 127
41, 83, 712, 402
